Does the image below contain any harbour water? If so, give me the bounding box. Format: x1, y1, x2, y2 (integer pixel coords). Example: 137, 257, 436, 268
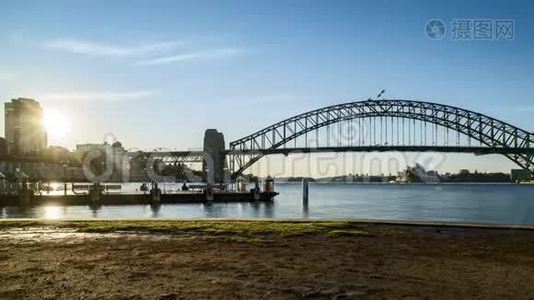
1, 183, 534, 225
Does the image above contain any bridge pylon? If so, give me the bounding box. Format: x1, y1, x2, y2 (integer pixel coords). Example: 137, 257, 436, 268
202, 129, 226, 184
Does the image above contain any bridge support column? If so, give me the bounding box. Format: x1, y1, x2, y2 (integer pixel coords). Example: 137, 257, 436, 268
204, 186, 214, 202
89, 183, 103, 204
150, 182, 161, 204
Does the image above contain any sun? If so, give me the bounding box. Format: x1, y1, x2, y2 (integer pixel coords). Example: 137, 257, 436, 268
43, 109, 70, 140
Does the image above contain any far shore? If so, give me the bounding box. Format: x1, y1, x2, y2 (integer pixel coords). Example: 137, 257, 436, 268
1, 219, 534, 298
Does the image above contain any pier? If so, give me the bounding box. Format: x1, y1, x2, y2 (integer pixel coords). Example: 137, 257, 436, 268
0, 178, 278, 207
0, 191, 278, 206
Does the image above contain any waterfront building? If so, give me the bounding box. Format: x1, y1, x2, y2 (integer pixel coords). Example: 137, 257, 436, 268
110, 141, 128, 181
0, 137, 7, 156
74, 141, 129, 182
4, 98, 47, 156
397, 164, 441, 183
128, 151, 150, 182
46, 146, 70, 163
74, 143, 102, 166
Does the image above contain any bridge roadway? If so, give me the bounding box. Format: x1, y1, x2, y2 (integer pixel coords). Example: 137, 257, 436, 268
2, 146, 533, 165
152, 145, 534, 163
225, 146, 534, 156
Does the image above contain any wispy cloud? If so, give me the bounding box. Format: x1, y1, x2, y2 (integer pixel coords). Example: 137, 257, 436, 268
39, 90, 155, 102
43, 38, 247, 66
44, 39, 180, 57
135, 48, 245, 66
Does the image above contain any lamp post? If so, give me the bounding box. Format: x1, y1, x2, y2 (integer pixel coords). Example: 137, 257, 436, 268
205, 168, 210, 185
62, 161, 68, 195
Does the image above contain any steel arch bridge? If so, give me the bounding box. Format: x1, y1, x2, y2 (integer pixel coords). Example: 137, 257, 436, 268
228, 99, 534, 177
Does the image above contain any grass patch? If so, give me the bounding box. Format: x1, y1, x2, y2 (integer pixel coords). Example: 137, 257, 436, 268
63, 220, 359, 236
327, 229, 373, 237
0, 221, 43, 229
1, 220, 374, 237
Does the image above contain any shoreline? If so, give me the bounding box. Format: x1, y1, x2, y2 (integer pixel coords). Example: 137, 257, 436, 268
2, 218, 534, 230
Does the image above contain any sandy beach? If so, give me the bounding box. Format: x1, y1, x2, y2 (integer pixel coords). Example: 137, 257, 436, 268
1, 220, 533, 299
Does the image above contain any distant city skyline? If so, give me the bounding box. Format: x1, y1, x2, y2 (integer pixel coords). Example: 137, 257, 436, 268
1, 0, 533, 175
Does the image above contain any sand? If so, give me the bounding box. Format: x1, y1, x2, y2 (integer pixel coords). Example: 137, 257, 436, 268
0, 220, 533, 299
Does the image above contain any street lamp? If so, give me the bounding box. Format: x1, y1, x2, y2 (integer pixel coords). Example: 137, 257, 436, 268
62, 161, 68, 195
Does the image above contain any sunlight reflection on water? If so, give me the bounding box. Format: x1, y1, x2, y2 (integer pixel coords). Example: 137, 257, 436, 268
41, 206, 63, 219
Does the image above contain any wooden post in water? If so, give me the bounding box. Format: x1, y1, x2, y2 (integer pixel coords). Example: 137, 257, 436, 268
204, 186, 214, 202
302, 178, 309, 204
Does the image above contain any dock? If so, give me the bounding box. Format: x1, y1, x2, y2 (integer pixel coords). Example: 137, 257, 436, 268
0, 191, 278, 206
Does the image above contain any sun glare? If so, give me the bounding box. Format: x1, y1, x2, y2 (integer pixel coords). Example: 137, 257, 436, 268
43, 109, 70, 140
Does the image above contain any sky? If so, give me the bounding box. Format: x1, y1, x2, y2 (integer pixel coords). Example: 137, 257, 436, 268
0, 0, 533, 176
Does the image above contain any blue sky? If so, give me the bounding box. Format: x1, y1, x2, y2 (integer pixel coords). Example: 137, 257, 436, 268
0, 0, 533, 175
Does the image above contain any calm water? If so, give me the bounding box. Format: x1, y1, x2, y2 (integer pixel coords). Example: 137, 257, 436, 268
1, 183, 534, 225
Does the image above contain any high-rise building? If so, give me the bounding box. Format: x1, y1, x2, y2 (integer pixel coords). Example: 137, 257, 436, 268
4, 98, 47, 156
0, 137, 7, 156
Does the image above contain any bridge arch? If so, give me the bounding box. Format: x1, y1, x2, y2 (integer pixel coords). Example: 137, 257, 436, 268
229, 99, 534, 177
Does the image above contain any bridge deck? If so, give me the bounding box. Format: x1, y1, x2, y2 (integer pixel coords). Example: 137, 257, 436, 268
226, 146, 534, 155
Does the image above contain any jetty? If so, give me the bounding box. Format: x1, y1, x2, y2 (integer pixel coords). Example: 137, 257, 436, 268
0, 179, 278, 207
0, 191, 278, 206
